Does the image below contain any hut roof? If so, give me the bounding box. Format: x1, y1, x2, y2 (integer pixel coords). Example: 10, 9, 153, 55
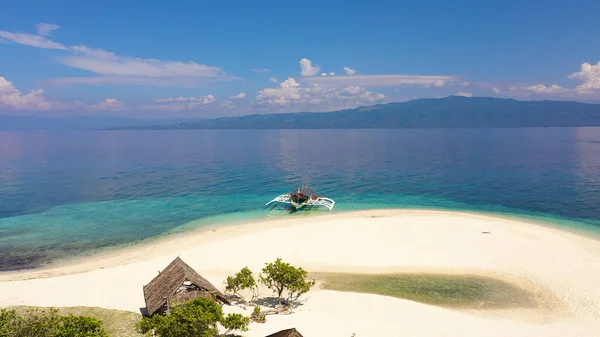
265, 328, 303, 337
143, 257, 231, 315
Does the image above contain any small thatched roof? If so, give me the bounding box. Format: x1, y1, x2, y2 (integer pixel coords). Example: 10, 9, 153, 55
143, 257, 231, 315
265, 328, 303, 337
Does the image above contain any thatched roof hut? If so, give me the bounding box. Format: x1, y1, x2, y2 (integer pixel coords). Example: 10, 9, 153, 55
142, 257, 231, 316
265, 328, 304, 337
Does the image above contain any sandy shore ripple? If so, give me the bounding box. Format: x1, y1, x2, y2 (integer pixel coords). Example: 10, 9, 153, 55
1, 209, 600, 336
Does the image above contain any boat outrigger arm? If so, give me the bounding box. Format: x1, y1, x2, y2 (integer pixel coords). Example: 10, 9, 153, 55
265, 186, 335, 211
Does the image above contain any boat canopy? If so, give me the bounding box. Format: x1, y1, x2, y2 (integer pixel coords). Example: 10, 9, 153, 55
290, 186, 315, 197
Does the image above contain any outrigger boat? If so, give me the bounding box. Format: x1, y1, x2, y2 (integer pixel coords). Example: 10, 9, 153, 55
265, 185, 335, 211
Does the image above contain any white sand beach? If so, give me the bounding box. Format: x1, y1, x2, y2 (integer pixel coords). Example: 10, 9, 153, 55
1, 209, 600, 336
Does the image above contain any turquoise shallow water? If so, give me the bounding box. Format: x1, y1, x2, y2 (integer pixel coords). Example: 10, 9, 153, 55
1, 128, 600, 270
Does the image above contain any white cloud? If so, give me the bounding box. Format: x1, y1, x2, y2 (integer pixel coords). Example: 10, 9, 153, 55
154, 95, 216, 104
0, 30, 67, 50
229, 92, 247, 100
454, 92, 473, 97
70, 45, 114, 58
0, 25, 237, 87
91, 98, 126, 111
36, 23, 61, 36
59, 47, 235, 86
569, 61, 600, 92
344, 67, 356, 76
60, 47, 230, 79
221, 100, 235, 110
0, 76, 127, 112
49, 47, 237, 86
525, 84, 565, 94
329, 72, 335, 76
492, 87, 501, 94
46, 76, 219, 87
300, 58, 321, 76
280, 77, 300, 88
254, 77, 385, 111
0, 78, 16, 93
154, 97, 188, 103
251, 68, 270, 73
0, 76, 52, 110
269, 77, 278, 83
141, 94, 216, 112
301, 74, 458, 87
503, 60, 600, 98
200, 94, 216, 104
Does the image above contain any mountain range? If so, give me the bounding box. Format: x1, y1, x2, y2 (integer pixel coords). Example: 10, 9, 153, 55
2, 96, 600, 130
0, 116, 202, 130
127, 96, 600, 129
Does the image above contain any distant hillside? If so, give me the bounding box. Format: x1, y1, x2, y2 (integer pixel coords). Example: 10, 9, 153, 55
130, 96, 600, 129
0, 116, 203, 130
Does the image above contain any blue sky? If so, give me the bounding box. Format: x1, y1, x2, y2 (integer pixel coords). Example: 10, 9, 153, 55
1, 0, 600, 118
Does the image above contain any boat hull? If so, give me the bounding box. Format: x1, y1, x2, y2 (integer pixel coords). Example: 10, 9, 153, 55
265, 194, 335, 211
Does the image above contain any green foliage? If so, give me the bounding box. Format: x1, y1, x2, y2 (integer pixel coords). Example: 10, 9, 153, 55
13, 306, 143, 337
259, 258, 315, 302
250, 306, 266, 323
53, 315, 108, 337
14, 308, 59, 337
220, 313, 250, 336
0, 308, 108, 337
224, 266, 259, 302
0, 309, 18, 337
137, 298, 250, 337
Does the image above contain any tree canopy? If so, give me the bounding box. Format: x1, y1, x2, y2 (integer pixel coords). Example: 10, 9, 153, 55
224, 266, 259, 303
259, 258, 316, 302
137, 298, 249, 337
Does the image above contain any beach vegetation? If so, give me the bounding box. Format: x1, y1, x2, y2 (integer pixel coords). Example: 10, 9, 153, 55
250, 305, 266, 323
316, 272, 540, 309
137, 297, 249, 337
224, 266, 259, 304
53, 315, 109, 337
259, 258, 316, 304
0, 307, 108, 337
6, 306, 144, 337
220, 313, 251, 336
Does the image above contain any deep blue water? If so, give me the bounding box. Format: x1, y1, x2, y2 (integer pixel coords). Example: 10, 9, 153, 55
1, 128, 600, 271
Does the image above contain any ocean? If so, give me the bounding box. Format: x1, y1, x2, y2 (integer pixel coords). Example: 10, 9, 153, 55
1, 127, 600, 271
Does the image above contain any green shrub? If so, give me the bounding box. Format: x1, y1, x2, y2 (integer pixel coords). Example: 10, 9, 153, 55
220, 313, 250, 336
137, 298, 250, 337
53, 315, 108, 337
250, 305, 266, 323
0, 308, 108, 337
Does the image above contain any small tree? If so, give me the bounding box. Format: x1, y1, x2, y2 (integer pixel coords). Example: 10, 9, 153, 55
220, 313, 250, 336
259, 258, 315, 304
224, 266, 259, 304
137, 298, 250, 337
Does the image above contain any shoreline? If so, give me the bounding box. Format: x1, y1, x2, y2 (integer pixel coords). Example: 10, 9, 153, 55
1, 208, 599, 282
1, 208, 600, 336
